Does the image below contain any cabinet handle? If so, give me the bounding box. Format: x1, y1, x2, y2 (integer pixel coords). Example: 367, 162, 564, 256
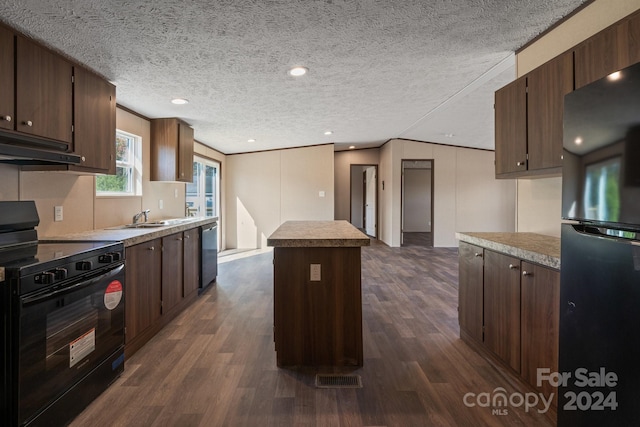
522, 271, 532, 276
1, 115, 11, 122
177, 237, 183, 241
508, 263, 518, 270
148, 246, 155, 251
23, 120, 33, 127
516, 161, 525, 166
474, 252, 482, 257
185, 235, 190, 239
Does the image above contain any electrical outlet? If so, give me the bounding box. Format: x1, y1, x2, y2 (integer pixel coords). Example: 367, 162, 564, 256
54, 206, 63, 222
319, 191, 325, 197
310, 264, 321, 281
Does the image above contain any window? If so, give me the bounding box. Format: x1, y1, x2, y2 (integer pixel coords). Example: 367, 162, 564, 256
96, 130, 142, 196
187, 156, 220, 218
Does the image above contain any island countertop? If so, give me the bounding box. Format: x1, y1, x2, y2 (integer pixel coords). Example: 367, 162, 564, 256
455, 231, 560, 270
267, 220, 371, 248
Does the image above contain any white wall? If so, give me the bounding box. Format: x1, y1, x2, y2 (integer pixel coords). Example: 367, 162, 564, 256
334, 148, 380, 222
514, 0, 640, 237
381, 139, 516, 247
226, 144, 334, 249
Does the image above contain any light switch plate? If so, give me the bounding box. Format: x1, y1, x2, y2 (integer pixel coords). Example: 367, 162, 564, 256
319, 191, 325, 197
54, 205, 63, 222
310, 264, 321, 281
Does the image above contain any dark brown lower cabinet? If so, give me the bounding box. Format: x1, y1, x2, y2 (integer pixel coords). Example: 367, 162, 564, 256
183, 228, 200, 298
521, 262, 560, 408
483, 250, 522, 374
125, 238, 162, 352
162, 233, 184, 314
458, 242, 484, 342
125, 227, 203, 357
458, 243, 560, 413
273, 246, 363, 367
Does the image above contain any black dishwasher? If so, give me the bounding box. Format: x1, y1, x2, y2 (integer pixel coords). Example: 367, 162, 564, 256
200, 223, 218, 293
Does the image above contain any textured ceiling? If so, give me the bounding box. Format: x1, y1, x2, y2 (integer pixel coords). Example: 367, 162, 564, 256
0, 0, 588, 154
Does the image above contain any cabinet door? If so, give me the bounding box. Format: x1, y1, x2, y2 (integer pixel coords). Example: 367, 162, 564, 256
0, 26, 14, 130
73, 66, 116, 172
162, 233, 184, 314
521, 262, 560, 407
527, 52, 573, 171
617, 12, 640, 68
151, 118, 194, 182
574, 24, 621, 89
178, 122, 194, 182
484, 250, 521, 373
183, 228, 200, 297
458, 242, 484, 342
494, 77, 527, 176
16, 36, 72, 144
125, 240, 162, 344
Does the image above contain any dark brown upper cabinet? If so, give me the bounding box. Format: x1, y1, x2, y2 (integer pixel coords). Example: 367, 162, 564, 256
526, 51, 573, 171
150, 118, 194, 182
495, 52, 572, 178
73, 66, 117, 173
494, 77, 527, 176
575, 9, 640, 89
0, 26, 14, 131
16, 36, 73, 145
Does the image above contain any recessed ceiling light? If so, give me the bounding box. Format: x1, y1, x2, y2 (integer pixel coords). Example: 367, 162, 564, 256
288, 66, 308, 77
171, 98, 189, 105
324, 131, 333, 135
574, 137, 583, 145
349, 145, 356, 150
248, 138, 256, 143
444, 133, 454, 138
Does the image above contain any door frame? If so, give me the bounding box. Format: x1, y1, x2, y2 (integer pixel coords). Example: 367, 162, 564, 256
349, 164, 378, 238
400, 159, 434, 246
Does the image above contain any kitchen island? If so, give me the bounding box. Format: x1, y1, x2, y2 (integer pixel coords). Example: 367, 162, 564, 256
267, 220, 370, 368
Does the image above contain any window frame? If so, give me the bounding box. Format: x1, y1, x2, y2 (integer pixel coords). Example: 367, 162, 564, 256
95, 129, 142, 197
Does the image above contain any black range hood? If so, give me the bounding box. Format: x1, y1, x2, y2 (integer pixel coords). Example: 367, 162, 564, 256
0, 132, 81, 165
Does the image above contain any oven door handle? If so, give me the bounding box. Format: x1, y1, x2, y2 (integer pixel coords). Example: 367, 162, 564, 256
21, 263, 124, 306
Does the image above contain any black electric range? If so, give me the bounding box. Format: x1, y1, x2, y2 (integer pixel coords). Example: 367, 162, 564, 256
1, 201, 126, 427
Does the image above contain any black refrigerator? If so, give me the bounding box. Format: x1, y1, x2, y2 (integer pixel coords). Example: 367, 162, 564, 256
559, 60, 640, 426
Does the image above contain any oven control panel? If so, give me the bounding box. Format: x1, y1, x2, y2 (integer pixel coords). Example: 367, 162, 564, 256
17, 243, 125, 295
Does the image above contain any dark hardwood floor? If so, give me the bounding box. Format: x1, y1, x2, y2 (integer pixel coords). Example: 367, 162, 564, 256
402, 232, 433, 247
70, 240, 553, 427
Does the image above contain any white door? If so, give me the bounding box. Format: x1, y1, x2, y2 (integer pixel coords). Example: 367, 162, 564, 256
365, 167, 376, 237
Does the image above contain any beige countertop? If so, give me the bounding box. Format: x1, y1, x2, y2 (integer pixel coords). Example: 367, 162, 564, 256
455, 232, 561, 270
43, 217, 218, 248
267, 220, 371, 248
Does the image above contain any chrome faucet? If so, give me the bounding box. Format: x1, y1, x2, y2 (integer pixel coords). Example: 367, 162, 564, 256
132, 209, 150, 224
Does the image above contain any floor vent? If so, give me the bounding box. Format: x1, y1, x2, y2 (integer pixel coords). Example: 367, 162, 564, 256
315, 374, 362, 388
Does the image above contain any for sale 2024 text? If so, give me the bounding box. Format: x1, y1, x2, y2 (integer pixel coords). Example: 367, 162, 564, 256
538, 367, 618, 411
